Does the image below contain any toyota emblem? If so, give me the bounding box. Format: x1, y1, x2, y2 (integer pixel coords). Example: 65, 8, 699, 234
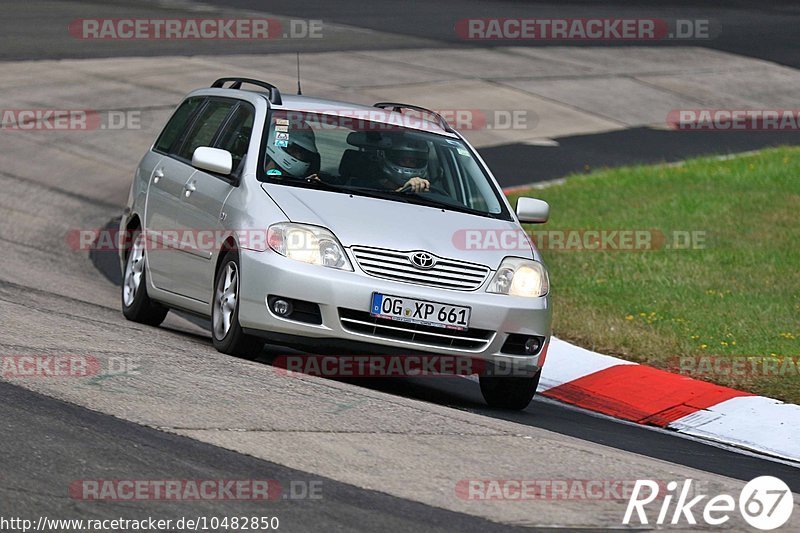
409, 251, 436, 269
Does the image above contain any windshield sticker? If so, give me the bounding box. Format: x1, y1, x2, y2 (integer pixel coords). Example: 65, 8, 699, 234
276, 132, 289, 141
274, 139, 288, 147
275, 125, 288, 132
275, 118, 289, 126
266, 168, 283, 175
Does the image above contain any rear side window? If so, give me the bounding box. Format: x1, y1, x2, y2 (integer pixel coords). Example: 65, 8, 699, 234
176, 99, 237, 161
154, 97, 203, 153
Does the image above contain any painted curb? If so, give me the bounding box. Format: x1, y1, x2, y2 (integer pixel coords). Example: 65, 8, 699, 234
539, 337, 800, 463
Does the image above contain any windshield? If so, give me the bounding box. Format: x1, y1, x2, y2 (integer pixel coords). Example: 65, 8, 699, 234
259, 109, 510, 220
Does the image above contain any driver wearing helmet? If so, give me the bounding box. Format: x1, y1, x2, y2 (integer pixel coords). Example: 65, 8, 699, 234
377, 137, 431, 193
265, 121, 320, 179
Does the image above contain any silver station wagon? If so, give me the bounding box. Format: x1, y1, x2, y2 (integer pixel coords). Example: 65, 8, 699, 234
120, 77, 552, 409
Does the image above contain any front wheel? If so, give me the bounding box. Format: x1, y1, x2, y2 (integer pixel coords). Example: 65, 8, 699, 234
121, 231, 168, 326
479, 370, 541, 410
212, 252, 263, 358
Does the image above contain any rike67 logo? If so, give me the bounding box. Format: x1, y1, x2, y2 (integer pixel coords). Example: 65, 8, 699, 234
624, 476, 794, 530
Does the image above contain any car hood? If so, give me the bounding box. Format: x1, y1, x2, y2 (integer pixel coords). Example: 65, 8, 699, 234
262, 184, 539, 268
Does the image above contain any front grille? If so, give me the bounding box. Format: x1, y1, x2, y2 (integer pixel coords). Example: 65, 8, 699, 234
350, 246, 490, 291
339, 308, 494, 350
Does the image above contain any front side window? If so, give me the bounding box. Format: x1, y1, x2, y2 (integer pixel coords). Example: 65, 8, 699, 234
175, 99, 236, 161
214, 104, 255, 174
260, 110, 509, 220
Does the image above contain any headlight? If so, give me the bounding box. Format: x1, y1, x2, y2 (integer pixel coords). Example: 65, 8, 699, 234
487, 257, 549, 297
267, 223, 353, 271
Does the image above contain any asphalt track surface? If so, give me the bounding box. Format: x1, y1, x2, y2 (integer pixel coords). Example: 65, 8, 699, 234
90, 243, 800, 491
3, 1, 800, 531
4, 356, 800, 531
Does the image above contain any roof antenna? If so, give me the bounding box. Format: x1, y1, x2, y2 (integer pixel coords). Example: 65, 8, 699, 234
296, 52, 302, 95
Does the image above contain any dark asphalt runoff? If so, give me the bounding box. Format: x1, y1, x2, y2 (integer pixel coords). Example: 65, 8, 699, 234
481, 127, 800, 188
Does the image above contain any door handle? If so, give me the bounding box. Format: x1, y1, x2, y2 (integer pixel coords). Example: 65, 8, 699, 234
153, 169, 164, 184
183, 181, 197, 197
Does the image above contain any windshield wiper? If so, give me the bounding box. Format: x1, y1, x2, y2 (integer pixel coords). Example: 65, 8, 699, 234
274, 176, 412, 203
392, 191, 501, 218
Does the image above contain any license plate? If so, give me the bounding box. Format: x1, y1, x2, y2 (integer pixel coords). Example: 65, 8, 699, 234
370, 293, 471, 330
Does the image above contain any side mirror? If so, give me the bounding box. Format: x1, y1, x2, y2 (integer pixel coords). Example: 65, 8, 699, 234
192, 147, 233, 175
516, 197, 549, 224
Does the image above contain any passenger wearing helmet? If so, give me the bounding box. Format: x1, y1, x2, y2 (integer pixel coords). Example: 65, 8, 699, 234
265, 122, 320, 179
378, 136, 431, 193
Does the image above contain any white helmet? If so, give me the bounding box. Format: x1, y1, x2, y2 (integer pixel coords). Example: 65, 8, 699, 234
378, 136, 429, 186
265, 122, 318, 177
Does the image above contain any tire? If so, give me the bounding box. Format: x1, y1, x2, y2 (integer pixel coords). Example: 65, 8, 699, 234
479, 370, 541, 410
211, 251, 263, 358
121, 230, 168, 326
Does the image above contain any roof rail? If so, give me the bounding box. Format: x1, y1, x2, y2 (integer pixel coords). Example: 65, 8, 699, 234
211, 77, 282, 105
373, 102, 454, 133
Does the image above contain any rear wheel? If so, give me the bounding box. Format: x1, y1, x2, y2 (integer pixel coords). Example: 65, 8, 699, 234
121, 230, 168, 326
212, 252, 263, 358
479, 370, 541, 410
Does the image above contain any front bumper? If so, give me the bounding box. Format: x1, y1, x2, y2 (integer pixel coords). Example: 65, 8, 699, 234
237, 248, 552, 375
